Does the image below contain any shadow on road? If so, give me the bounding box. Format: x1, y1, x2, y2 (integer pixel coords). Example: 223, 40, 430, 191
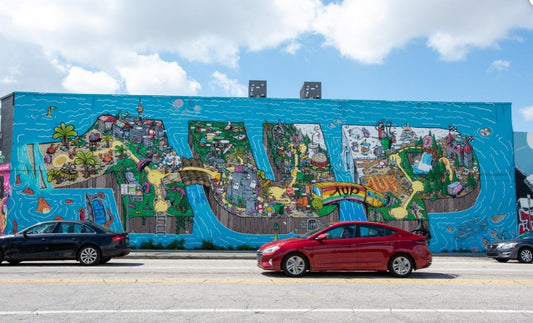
2, 261, 144, 267
261, 270, 457, 279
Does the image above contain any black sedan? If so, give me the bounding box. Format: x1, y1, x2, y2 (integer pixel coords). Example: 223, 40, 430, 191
486, 231, 533, 263
0, 220, 130, 265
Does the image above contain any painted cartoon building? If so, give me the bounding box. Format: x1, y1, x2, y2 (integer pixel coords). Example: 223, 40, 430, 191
0, 92, 519, 252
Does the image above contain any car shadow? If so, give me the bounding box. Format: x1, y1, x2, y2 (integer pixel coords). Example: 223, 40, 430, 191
2, 261, 144, 267
261, 270, 457, 279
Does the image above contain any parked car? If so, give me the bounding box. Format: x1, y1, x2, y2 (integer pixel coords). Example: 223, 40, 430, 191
486, 231, 533, 263
257, 221, 432, 278
0, 220, 130, 265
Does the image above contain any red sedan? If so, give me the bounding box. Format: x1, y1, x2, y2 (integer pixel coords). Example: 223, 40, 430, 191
257, 221, 432, 278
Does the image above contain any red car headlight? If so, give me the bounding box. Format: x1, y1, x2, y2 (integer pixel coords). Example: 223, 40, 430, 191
262, 245, 281, 254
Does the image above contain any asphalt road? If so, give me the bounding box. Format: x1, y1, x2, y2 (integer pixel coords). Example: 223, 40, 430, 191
0, 255, 532, 322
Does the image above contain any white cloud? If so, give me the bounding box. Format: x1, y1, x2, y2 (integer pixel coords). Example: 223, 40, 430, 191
210, 71, 247, 97
0, 36, 66, 94
283, 41, 302, 55
313, 0, 533, 63
0, 0, 318, 68
488, 59, 511, 72
0, 75, 16, 85
0, 0, 318, 95
62, 66, 120, 94
521, 106, 533, 121
117, 53, 201, 95
0, 0, 532, 96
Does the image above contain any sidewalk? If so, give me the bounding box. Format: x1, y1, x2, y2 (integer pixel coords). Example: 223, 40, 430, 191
127, 249, 257, 260
126, 250, 485, 260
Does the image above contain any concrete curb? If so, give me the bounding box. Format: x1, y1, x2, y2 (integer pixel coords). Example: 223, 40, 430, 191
126, 250, 486, 260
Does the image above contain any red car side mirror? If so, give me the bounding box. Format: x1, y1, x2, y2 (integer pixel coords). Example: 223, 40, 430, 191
315, 233, 328, 240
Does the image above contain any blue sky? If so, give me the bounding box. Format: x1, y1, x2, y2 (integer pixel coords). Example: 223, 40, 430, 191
1, 0, 533, 131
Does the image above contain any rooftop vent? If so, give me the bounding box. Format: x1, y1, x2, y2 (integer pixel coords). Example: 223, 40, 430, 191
249, 80, 267, 98
300, 82, 321, 99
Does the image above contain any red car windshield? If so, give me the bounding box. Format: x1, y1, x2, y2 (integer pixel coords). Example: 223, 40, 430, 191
299, 224, 331, 239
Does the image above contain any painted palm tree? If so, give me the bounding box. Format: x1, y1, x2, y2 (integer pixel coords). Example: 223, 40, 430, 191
114, 145, 127, 159
47, 169, 65, 184
102, 135, 113, 148
74, 150, 100, 176
52, 122, 78, 149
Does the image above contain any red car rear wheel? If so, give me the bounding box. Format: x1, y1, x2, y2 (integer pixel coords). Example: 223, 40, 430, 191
388, 254, 413, 278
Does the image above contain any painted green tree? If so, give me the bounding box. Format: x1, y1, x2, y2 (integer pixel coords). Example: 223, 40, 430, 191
47, 169, 65, 184
467, 173, 477, 187
114, 145, 127, 159
52, 122, 78, 149
102, 135, 113, 148
74, 151, 100, 174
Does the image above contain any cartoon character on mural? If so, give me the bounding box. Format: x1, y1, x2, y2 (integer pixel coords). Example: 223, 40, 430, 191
517, 197, 533, 233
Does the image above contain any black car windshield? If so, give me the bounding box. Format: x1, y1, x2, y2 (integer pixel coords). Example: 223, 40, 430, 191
299, 224, 330, 239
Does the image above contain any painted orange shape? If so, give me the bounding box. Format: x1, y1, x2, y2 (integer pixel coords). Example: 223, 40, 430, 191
23, 188, 34, 195
36, 197, 52, 213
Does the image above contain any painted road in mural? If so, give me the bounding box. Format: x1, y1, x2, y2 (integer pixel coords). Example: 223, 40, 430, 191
3, 93, 516, 252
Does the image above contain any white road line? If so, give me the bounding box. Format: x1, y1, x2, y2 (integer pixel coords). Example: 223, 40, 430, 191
1, 278, 533, 284
1, 309, 533, 315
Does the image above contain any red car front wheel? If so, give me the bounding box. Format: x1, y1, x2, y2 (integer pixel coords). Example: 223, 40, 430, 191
282, 253, 308, 277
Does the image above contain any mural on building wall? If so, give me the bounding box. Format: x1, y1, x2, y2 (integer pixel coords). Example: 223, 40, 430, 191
341, 122, 480, 233
0, 164, 9, 235
3, 93, 517, 252
514, 132, 533, 234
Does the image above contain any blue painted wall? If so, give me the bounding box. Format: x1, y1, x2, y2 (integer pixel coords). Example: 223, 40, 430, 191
1, 92, 517, 252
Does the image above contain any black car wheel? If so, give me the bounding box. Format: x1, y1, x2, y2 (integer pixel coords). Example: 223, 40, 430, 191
518, 247, 533, 263
0, 250, 3, 265
282, 253, 308, 277
389, 254, 413, 278
495, 258, 509, 263
78, 245, 101, 266
8, 260, 21, 265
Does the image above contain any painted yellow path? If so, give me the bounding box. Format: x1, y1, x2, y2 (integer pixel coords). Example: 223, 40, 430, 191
388, 152, 423, 219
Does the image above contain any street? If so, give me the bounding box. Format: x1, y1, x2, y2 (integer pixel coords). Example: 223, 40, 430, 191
0, 255, 532, 322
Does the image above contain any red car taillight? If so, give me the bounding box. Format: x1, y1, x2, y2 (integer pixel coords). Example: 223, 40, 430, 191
415, 238, 428, 246
112, 235, 125, 242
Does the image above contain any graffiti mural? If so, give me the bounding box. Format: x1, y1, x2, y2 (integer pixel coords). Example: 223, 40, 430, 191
0, 92, 518, 252
0, 164, 9, 235
342, 123, 479, 224
514, 132, 533, 235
